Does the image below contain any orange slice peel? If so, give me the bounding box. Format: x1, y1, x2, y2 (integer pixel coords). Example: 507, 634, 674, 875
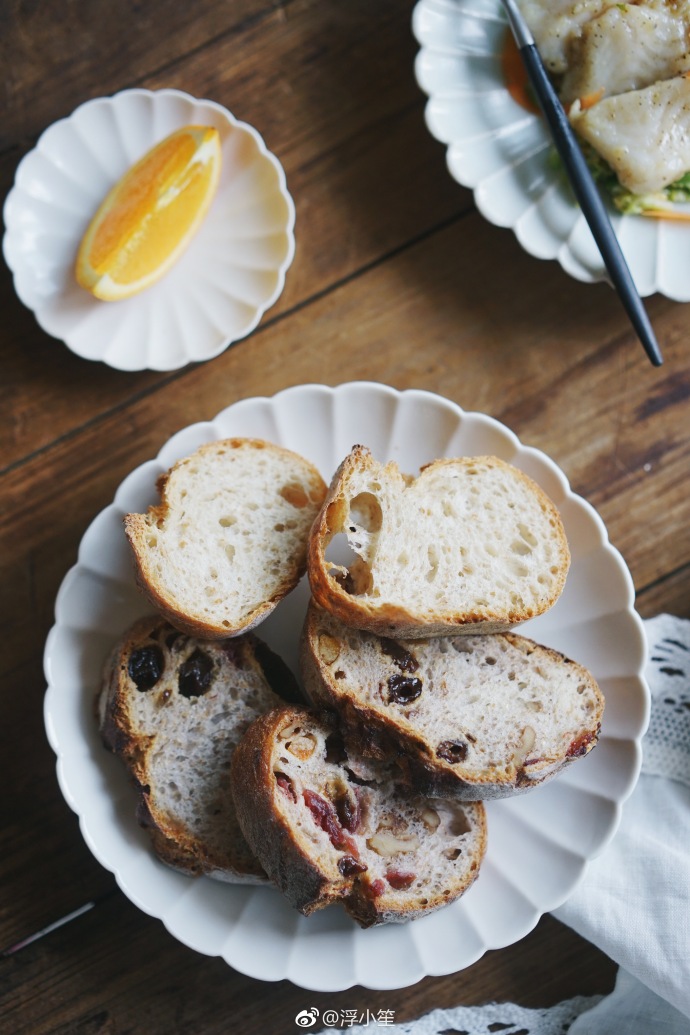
75, 124, 221, 301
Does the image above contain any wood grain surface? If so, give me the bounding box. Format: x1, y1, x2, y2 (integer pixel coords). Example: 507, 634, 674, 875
2, 0, 689, 1031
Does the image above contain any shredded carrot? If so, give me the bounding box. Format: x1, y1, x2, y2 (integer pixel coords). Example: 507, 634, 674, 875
642, 209, 690, 221
501, 31, 540, 115
578, 87, 605, 110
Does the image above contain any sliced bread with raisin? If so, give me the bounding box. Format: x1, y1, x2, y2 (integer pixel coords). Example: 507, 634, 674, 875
307, 447, 570, 638
98, 615, 302, 882
300, 603, 604, 800
125, 438, 327, 639
230, 705, 487, 926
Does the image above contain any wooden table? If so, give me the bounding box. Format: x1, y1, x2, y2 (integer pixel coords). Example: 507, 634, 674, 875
3, 1, 688, 1031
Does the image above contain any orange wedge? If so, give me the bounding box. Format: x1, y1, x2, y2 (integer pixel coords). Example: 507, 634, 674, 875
75, 124, 221, 301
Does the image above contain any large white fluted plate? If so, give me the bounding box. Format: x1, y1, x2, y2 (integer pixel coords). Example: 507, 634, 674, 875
43, 382, 649, 990
3, 89, 295, 370
412, 0, 690, 301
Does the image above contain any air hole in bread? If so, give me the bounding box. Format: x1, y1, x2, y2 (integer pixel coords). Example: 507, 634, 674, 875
146, 535, 158, 548
510, 539, 532, 556
325, 533, 359, 570
225, 544, 235, 562
446, 807, 471, 836
348, 492, 383, 534
484, 656, 496, 666
397, 551, 409, 567
274, 523, 285, 532
279, 482, 309, 508
426, 545, 439, 583
443, 847, 462, 861
510, 561, 530, 578
219, 515, 236, 527
518, 523, 538, 548
442, 500, 456, 518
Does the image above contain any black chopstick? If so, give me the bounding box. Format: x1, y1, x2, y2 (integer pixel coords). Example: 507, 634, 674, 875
500, 0, 663, 367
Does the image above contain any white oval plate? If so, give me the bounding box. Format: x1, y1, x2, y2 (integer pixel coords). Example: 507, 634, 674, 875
43, 382, 649, 990
3, 89, 295, 371
412, 0, 690, 301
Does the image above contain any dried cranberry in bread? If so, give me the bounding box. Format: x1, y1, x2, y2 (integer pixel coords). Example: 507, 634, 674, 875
125, 438, 327, 639
230, 705, 486, 926
300, 603, 604, 800
307, 447, 570, 638
98, 616, 302, 882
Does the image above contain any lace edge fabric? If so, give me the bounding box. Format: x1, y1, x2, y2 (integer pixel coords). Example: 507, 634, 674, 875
642, 614, 690, 787
312, 995, 603, 1034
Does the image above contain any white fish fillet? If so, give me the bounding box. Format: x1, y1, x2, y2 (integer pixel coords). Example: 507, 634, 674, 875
571, 74, 690, 193
561, 3, 690, 105
517, 0, 611, 74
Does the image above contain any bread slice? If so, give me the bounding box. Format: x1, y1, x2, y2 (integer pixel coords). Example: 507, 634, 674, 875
307, 447, 570, 637
98, 615, 303, 882
230, 705, 486, 926
300, 603, 604, 800
125, 438, 327, 638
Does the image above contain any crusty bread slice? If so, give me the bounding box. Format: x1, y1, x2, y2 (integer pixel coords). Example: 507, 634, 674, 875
98, 615, 303, 882
300, 603, 604, 800
307, 447, 570, 637
230, 705, 486, 926
125, 438, 327, 639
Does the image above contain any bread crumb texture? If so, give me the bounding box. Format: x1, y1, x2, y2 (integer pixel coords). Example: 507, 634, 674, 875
125, 439, 327, 636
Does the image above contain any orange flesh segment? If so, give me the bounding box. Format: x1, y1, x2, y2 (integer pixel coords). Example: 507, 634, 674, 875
76, 125, 220, 298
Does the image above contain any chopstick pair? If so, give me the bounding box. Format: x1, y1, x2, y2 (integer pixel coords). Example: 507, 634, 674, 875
500, 0, 663, 367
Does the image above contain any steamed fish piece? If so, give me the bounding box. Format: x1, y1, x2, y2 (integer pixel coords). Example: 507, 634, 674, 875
561, 2, 690, 105
571, 74, 690, 193
517, 0, 610, 74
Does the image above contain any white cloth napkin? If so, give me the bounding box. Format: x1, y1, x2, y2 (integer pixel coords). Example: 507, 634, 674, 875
556, 612, 690, 1028
313, 614, 690, 1033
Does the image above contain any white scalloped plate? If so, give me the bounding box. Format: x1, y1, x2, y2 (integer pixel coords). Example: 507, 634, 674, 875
412, 0, 690, 301
3, 89, 295, 371
43, 382, 649, 990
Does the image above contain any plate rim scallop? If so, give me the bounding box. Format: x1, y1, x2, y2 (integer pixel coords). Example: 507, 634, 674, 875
42, 381, 650, 990
2, 87, 296, 371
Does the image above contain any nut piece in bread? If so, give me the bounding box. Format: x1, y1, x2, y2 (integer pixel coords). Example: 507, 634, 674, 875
125, 438, 327, 639
300, 603, 604, 800
98, 615, 303, 882
307, 447, 570, 637
230, 705, 487, 926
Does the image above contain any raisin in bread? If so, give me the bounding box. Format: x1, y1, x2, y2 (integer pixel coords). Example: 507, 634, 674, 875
98, 616, 302, 882
307, 447, 570, 638
125, 438, 327, 639
230, 705, 486, 926
300, 603, 604, 800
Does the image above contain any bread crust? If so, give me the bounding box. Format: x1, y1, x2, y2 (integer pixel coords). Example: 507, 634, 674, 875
300, 603, 604, 800
307, 447, 570, 638
125, 438, 327, 639
99, 616, 301, 882
231, 708, 354, 914
231, 705, 487, 926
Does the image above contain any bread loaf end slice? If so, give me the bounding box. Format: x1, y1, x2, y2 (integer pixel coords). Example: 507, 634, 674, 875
231, 705, 486, 926
99, 616, 302, 882
125, 438, 327, 638
308, 447, 570, 637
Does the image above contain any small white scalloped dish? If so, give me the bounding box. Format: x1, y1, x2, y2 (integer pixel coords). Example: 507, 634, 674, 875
3, 89, 295, 371
412, 0, 690, 301
43, 383, 649, 990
